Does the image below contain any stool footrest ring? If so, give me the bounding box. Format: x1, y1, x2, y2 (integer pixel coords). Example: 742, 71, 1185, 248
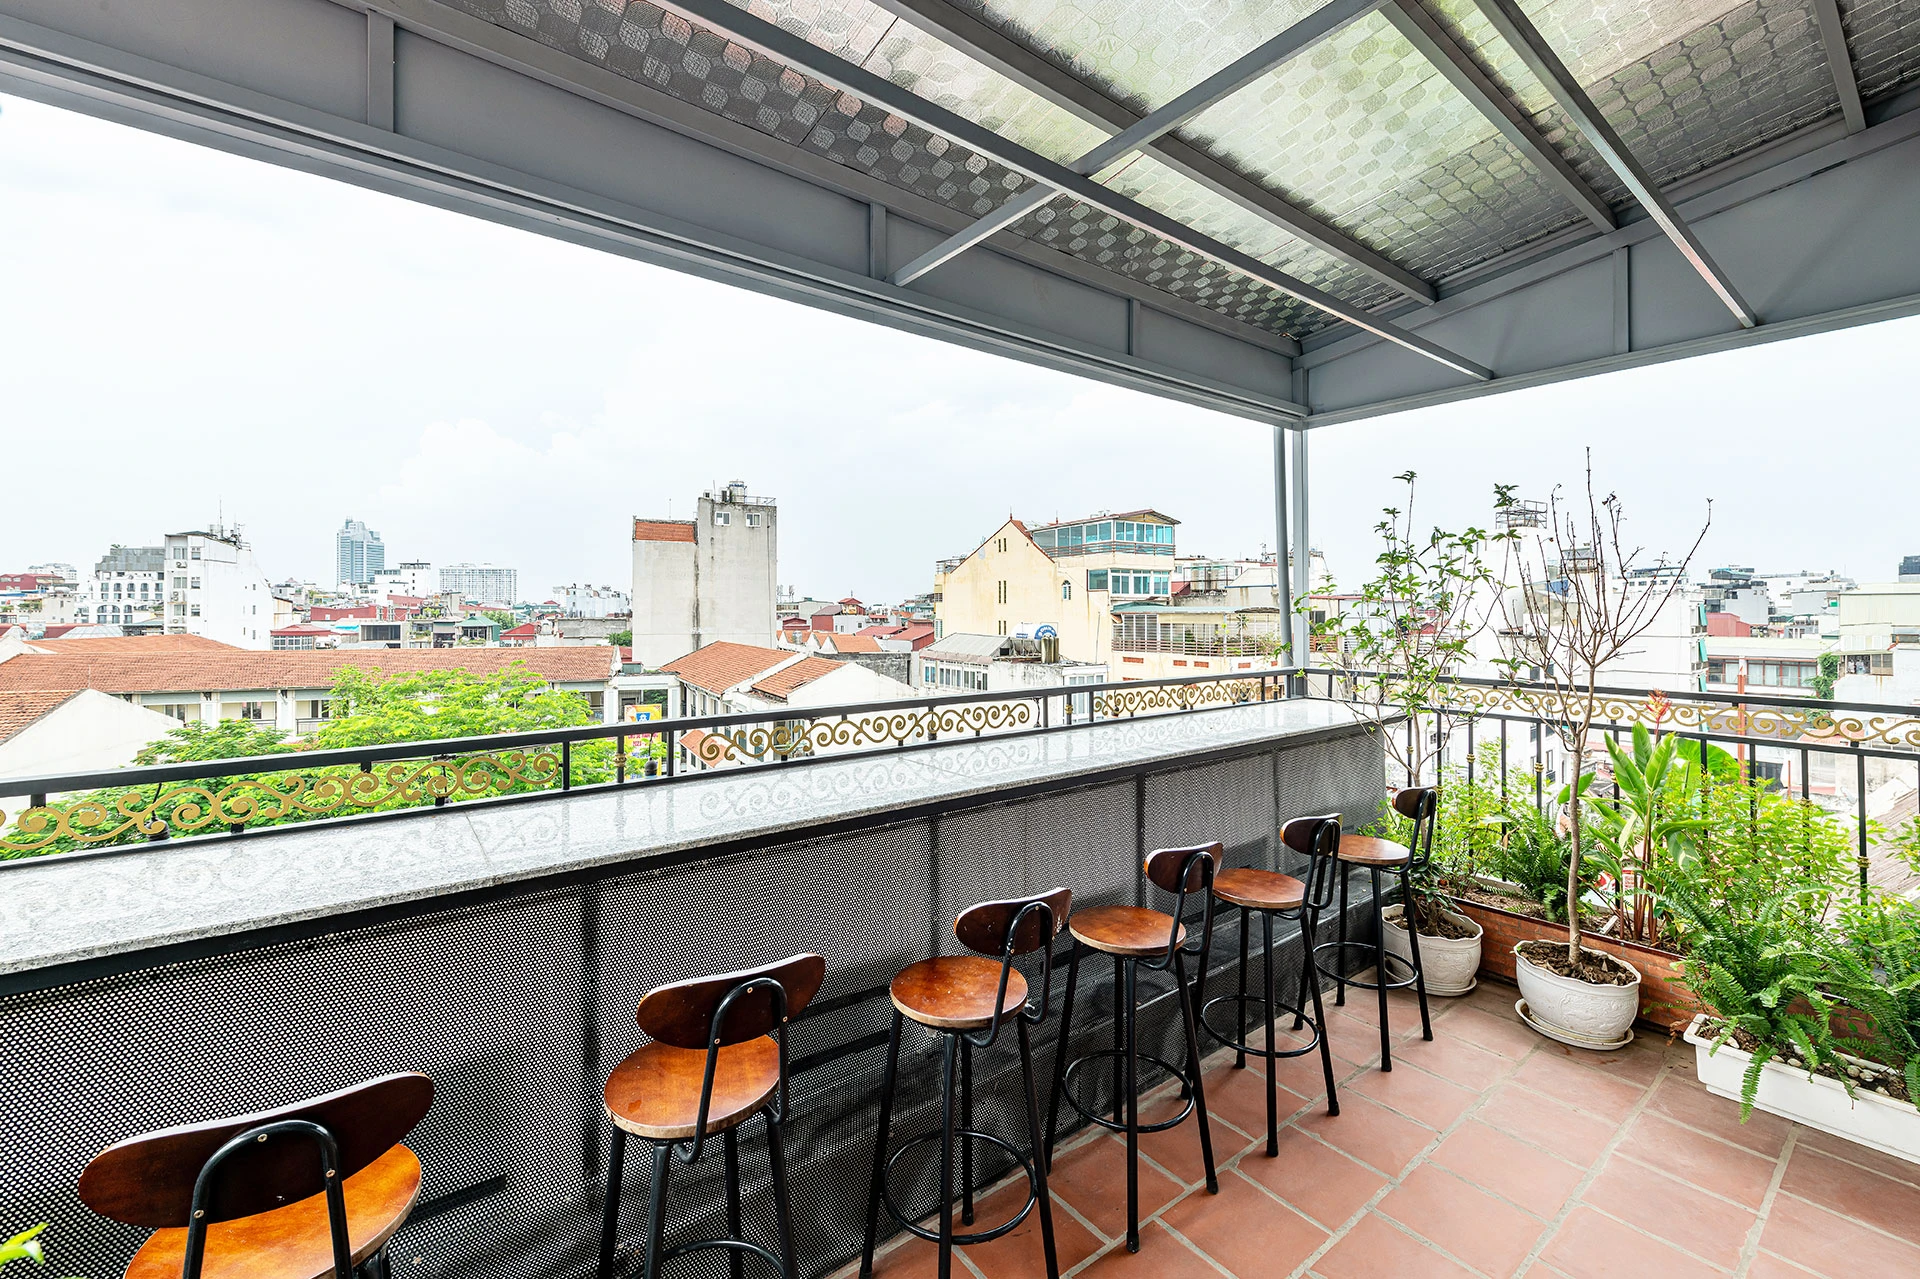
658, 1237, 785, 1270
1197, 994, 1323, 1060
1312, 940, 1418, 992
1057, 1052, 1196, 1135
880, 1129, 1037, 1246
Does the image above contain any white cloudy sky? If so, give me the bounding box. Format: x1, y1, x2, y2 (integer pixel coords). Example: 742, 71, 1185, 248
2, 91, 1916, 602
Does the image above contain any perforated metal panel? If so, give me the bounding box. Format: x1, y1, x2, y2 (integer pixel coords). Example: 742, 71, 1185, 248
0, 730, 1383, 1279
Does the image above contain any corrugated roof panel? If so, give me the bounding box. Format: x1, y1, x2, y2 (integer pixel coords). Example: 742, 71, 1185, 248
1839, 0, 1920, 102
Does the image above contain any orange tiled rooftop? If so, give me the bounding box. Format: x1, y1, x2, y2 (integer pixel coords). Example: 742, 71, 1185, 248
850, 984, 1919, 1279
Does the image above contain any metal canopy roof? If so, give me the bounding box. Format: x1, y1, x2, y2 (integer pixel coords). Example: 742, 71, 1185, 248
2, 0, 1918, 425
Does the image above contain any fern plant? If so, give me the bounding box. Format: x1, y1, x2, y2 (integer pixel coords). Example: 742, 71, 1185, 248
1822, 895, 1920, 1111
1656, 870, 1839, 1119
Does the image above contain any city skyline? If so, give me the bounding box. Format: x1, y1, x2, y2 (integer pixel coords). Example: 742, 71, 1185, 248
5, 92, 1920, 606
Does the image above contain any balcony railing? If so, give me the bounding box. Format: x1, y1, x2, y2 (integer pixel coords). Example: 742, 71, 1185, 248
1300, 666, 1920, 892
1110, 626, 1285, 658
0, 668, 1290, 862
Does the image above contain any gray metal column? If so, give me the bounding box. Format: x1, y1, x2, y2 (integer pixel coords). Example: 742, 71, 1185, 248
1274, 424, 1292, 677
1290, 428, 1312, 688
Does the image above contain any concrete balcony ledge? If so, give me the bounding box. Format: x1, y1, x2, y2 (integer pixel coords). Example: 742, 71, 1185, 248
0, 699, 1370, 986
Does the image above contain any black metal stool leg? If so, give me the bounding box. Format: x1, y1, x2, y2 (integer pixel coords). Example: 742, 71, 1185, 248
1112, 954, 1126, 1128
1234, 908, 1250, 1069
723, 1128, 744, 1279
1122, 956, 1140, 1253
1017, 1017, 1062, 1279
1262, 910, 1279, 1156
640, 1141, 672, 1279
1336, 864, 1350, 1005
767, 1110, 798, 1279
1372, 866, 1393, 1071
1174, 948, 1218, 1194
960, 1037, 975, 1226
598, 1125, 628, 1279
1304, 909, 1339, 1116
1044, 943, 1080, 1171
860, 1009, 905, 1279
937, 1033, 959, 1279
1402, 867, 1434, 1041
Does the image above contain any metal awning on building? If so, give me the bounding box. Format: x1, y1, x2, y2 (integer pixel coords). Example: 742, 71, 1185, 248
5, 0, 1917, 430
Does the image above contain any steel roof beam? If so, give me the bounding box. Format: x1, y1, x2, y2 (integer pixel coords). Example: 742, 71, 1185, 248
892, 0, 1387, 287
1811, 0, 1867, 134
865, 0, 1436, 305
658, 0, 1491, 378
1383, 0, 1614, 232
1470, 0, 1757, 328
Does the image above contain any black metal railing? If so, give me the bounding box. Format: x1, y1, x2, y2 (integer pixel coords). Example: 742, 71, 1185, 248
0, 667, 1294, 864
1300, 666, 1920, 892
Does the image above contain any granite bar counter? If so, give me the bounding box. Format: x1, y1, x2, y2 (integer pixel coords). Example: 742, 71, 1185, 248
0, 699, 1385, 1278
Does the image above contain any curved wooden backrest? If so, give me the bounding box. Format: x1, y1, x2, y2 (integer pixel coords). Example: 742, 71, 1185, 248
636, 953, 826, 1049
1392, 787, 1439, 822
1145, 842, 1222, 893
954, 887, 1072, 957
77, 1073, 433, 1229
1281, 813, 1343, 860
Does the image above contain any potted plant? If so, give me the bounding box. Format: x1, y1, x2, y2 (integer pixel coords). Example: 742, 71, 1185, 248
1491, 455, 1710, 1048
1308, 472, 1511, 990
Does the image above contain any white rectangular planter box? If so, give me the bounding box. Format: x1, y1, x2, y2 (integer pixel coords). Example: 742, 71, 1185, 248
1684, 1014, 1920, 1167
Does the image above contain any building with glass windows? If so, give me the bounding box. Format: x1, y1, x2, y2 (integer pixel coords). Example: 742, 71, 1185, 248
334, 518, 386, 589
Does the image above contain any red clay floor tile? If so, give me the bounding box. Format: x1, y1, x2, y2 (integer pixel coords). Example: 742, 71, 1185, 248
1311, 1210, 1480, 1279
1510, 1051, 1649, 1125
1778, 1145, 1920, 1248
1579, 1154, 1757, 1270
1347, 1060, 1479, 1130
1376, 1163, 1549, 1278
1391, 1028, 1524, 1091
1429, 1119, 1586, 1220
1160, 1168, 1328, 1279
1072, 1222, 1228, 1279
960, 1180, 1106, 1279
1641, 1073, 1791, 1158
1612, 1111, 1777, 1208
1476, 1083, 1621, 1167
1537, 1205, 1724, 1279
1236, 1124, 1389, 1231
1758, 1191, 1920, 1278
1041, 1133, 1184, 1243
1295, 1092, 1438, 1176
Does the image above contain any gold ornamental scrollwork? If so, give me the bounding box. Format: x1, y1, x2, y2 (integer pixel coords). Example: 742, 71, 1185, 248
1095, 679, 1263, 720
695, 702, 1038, 766
0, 748, 564, 856
1427, 682, 1920, 752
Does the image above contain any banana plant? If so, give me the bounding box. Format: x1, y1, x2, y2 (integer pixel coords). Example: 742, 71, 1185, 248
1583, 725, 1711, 947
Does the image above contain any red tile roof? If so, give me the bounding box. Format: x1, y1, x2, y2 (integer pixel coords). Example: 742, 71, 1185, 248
0, 647, 615, 695
633, 519, 697, 544
658, 641, 791, 695
0, 690, 80, 745
749, 656, 842, 701
820, 634, 882, 653
28, 634, 239, 654
502, 623, 540, 638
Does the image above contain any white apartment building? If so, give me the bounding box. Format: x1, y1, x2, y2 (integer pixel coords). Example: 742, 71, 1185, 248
371, 561, 434, 601
630, 483, 778, 669
439, 562, 518, 604
81, 546, 167, 630
162, 529, 275, 649
556, 584, 632, 618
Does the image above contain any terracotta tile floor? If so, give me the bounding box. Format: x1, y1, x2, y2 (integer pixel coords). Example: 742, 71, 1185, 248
842, 979, 1920, 1279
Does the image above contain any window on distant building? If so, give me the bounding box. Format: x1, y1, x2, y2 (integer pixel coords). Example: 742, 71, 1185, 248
923, 662, 936, 685
174, 548, 186, 562
190, 605, 201, 616
173, 576, 186, 588
714, 511, 731, 525
746, 513, 761, 527
996, 580, 1007, 604
190, 547, 201, 559
240, 702, 264, 720
997, 620, 1007, 636
1062, 581, 1071, 601
1087, 570, 1108, 591
996, 537, 1007, 553
190, 578, 201, 589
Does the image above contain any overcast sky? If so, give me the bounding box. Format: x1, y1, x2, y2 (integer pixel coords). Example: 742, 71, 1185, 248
3, 92, 1916, 603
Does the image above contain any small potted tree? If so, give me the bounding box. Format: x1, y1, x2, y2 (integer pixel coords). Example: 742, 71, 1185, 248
1310, 472, 1511, 992
1492, 454, 1709, 1048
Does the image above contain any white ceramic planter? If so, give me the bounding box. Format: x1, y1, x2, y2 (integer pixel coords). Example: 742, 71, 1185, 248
1382, 903, 1482, 996
1513, 941, 1640, 1050
1684, 1014, 1920, 1166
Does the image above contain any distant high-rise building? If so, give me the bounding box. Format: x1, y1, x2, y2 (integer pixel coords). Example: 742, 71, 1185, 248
1901, 555, 1920, 583
631, 482, 777, 668
439, 562, 518, 604
336, 518, 386, 587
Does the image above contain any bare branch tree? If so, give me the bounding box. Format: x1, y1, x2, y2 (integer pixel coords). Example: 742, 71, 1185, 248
1491, 451, 1711, 966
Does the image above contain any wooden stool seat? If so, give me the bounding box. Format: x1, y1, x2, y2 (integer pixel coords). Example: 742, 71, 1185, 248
1068, 904, 1183, 957
124, 1145, 422, 1279
1335, 834, 1410, 867
1211, 867, 1306, 911
604, 1037, 782, 1141
890, 956, 1030, 1031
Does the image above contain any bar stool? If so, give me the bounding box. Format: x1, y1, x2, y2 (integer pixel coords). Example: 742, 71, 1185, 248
1198, 814, 1344, 1152
77, 1072, 434, 1279
599, 953, 826, 1279
860, 887, 1071, 1279
1314, 788, 1436, 1071
1045, 844, 1220, 1254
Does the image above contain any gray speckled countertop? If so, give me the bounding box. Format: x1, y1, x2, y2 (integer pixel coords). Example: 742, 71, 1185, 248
0, 701, 1368, 978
